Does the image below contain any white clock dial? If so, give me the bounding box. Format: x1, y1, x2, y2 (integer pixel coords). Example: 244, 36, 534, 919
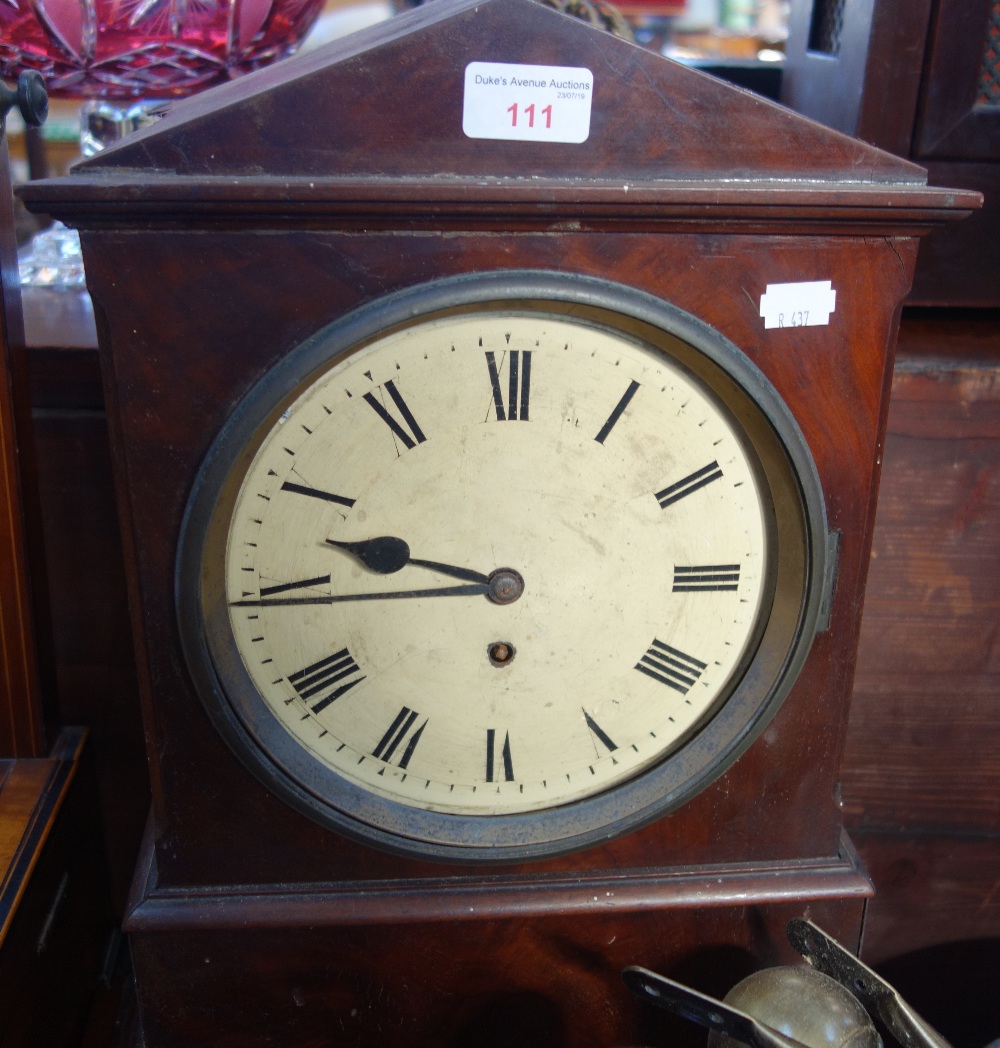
222, 311, 769, 815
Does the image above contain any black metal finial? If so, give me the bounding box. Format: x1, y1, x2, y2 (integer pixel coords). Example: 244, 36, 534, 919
0, 71, 48, 135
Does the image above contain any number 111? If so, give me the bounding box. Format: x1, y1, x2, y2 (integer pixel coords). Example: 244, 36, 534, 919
507, 102, 553, 129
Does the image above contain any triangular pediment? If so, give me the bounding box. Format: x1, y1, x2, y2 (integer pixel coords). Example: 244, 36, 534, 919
75, 0, 925, 186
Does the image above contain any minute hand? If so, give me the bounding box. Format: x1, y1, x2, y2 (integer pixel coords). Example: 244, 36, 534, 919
231, 582, 489, 607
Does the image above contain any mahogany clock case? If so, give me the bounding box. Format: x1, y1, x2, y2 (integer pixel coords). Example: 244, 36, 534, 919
50, 224, 917, 885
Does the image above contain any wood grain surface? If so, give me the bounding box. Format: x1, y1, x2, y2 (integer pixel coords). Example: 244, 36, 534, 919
846, 347, 1000, 835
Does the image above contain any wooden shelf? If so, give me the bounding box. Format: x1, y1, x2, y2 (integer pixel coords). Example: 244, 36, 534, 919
0, 727, 86, 947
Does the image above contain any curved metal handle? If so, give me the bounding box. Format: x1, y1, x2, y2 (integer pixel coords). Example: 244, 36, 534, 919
787, 919, 954, 1048
622, 966, 813, 1048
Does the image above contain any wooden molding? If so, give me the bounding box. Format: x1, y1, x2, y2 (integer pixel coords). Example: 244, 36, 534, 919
126, 831, 873, 933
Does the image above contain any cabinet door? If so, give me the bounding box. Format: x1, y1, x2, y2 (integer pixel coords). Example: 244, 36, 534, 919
914, 0, 1000, 160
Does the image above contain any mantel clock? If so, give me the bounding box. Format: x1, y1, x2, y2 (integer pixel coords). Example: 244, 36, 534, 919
22, 1, 976, 1043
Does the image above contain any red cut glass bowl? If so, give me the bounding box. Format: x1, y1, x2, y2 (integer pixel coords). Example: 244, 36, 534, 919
1, 0, 327, 98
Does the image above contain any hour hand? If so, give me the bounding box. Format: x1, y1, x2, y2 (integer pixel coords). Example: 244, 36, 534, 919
325, 535, 490, 585
325, 535, 410, 573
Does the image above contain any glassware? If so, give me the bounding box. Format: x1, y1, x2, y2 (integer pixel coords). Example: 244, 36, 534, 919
1, 0, 326, 99
19, 221, 86, 287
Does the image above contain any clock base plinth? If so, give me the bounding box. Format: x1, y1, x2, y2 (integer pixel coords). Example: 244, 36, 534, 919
124, 824, 871, 1048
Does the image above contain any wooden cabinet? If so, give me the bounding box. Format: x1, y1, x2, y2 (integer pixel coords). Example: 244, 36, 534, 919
0, 730, 116, 1047
784, 0, 1000, 304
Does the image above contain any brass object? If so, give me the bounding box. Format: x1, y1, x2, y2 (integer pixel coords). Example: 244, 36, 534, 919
624, 919, 956, 1048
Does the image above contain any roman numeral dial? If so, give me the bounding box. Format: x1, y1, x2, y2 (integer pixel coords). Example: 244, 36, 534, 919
635, 640, 706, 694
214, 304, 776, 823
373, 708, 427, 769
288, 648, 366, 713
673, 564, 742, 592
595, 379, 639, 444
281, 481, 355, 508
655, 461, 723, 508
485, 349, 532, 421
364, 380, 427, 451
486, 729, 515, 782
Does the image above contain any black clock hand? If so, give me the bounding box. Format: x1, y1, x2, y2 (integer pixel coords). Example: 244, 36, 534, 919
231, 582, 489, 607
325, 535, 491, 585
232, 566, 524, 607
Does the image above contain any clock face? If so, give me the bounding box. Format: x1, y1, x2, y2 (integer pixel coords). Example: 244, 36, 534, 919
179, 273, 827, 861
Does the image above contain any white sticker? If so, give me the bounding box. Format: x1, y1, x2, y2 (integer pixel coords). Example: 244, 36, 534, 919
759, 281, 837, 330
463, 62, 594, 144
